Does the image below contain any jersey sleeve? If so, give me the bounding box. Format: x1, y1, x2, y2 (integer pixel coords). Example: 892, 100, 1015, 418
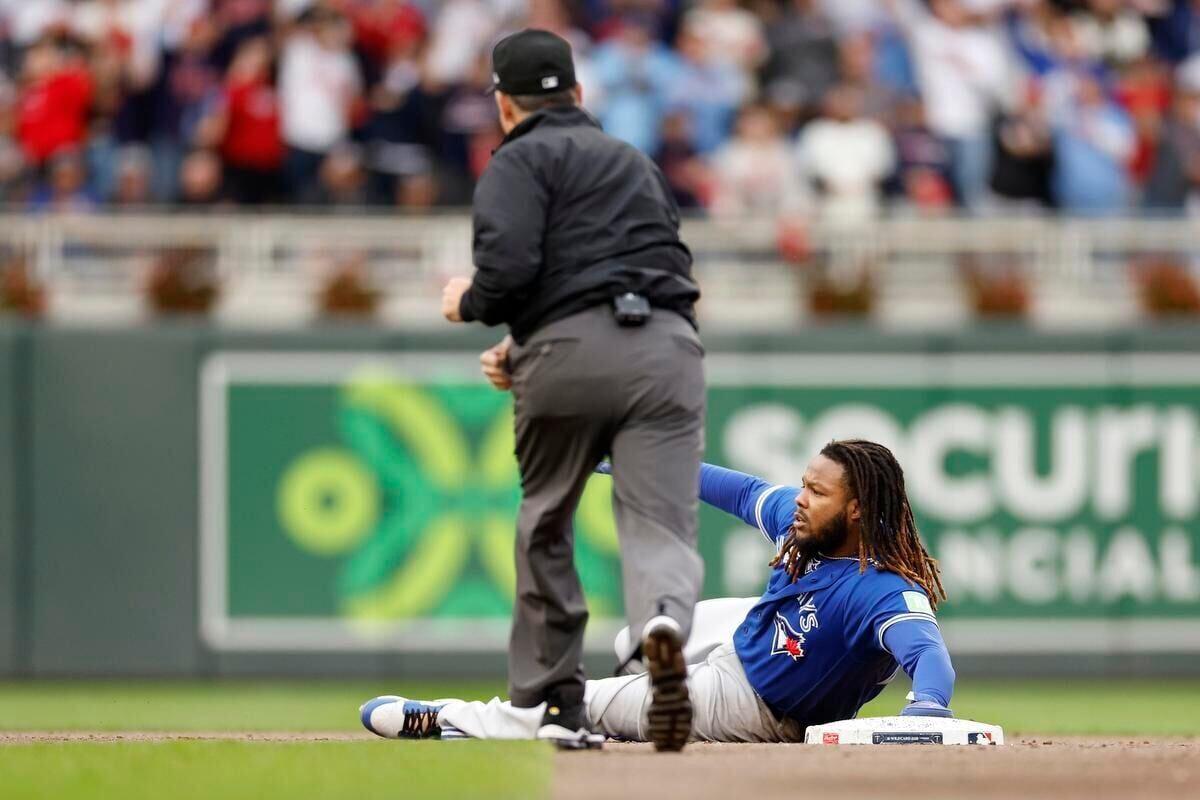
698, 463, 797, 544
461, 147, 549, 326
882, 618, 955, 707
845, 573, 939, 656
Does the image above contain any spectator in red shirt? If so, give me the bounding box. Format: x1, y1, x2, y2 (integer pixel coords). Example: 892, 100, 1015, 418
338, 0, 426, 72
198, 37, 283, 205
1115, 55, 1172, 185
16, 36, 95, 170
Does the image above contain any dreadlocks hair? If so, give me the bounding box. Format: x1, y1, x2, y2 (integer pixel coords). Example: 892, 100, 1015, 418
770, 439, 947, 610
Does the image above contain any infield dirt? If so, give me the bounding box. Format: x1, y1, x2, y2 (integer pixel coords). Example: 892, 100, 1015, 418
552, 739, 1200, 800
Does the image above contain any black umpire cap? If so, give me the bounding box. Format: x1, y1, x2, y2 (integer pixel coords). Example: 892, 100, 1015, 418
488, 29, 577, 96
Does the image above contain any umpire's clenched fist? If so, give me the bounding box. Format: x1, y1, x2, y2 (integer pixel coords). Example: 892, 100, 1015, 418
442, 277, 472, 322
480, 336, 513, 391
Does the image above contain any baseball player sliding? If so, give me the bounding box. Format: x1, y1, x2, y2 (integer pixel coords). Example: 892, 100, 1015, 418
361, 439, 956, 744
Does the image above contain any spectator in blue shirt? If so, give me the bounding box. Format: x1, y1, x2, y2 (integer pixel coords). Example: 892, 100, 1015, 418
590, 15, 681, 154
1047, 70, 1135, 214
666, 25, 745, 154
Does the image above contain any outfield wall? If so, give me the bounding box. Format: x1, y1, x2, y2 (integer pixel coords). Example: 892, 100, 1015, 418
0, 325, 24, 674
3, 321, 1200, 678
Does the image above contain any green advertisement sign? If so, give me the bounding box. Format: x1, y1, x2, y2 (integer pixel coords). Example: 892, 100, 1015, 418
200, 352, 1200, 654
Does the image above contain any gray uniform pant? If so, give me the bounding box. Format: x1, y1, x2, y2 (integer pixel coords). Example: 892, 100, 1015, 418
506, 304, 706, 709
437, 596, 806, 743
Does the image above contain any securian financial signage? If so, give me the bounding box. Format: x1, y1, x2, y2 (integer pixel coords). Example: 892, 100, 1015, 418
200, 352, 1200, 654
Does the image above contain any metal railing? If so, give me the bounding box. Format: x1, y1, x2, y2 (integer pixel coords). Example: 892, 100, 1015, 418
1, 211, 1197, 326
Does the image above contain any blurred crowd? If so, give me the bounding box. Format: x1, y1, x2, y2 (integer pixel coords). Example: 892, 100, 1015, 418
1, 0, 1200, 217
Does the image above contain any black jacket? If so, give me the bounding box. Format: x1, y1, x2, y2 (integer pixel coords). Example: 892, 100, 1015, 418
459, 105, 699, 343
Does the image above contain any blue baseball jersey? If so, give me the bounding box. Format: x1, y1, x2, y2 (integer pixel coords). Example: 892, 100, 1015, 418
699, 463, 954, 726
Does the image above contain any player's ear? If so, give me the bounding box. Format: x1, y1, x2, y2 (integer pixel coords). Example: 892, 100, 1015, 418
495, 92, 516, 132
846, 498, 861, 524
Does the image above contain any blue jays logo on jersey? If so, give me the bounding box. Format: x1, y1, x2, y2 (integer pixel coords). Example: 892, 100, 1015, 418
771, 593, 821, 661
771, 613, 806, 660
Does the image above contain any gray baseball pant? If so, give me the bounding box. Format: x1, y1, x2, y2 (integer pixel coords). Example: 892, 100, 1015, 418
505, 304, 706, 709
437, 597, 805, 742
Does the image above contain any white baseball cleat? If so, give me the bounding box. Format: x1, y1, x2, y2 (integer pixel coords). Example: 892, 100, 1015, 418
359, 695, 464, 740
641, 616, 692, 752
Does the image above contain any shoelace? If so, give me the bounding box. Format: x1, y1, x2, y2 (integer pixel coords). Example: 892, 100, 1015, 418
402, 706, 440, 737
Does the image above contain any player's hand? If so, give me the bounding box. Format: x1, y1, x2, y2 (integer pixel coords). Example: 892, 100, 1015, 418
442, 277, 472, 322
480, 335, 513, 391
900, 700, 953, 718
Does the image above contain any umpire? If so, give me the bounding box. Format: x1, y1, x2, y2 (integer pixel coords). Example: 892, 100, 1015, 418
441, 29, 704, 752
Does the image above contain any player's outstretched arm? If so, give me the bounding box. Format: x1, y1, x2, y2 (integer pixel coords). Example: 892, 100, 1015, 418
594, 461, 798, 543
882, 619, 956, 717
697, 463, 799, 543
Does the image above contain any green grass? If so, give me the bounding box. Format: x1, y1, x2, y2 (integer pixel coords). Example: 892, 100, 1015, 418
0, 679, 1196, 800
1, 678, 1197, 736
0, 740, 549, 800
0, 680, 506, 731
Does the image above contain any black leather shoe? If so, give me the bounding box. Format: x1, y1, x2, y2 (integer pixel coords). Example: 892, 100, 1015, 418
536, 702, 604, 750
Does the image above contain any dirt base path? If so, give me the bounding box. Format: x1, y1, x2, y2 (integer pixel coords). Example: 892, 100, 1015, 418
5, 731, 1197, 799
552, 738, 1200, 800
